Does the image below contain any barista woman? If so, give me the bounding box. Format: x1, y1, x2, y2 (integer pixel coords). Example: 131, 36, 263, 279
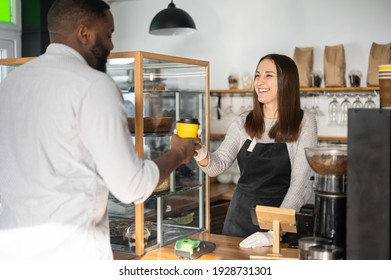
194, 54, 317, 247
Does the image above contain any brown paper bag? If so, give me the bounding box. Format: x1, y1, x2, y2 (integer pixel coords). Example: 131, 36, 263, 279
324, 44, 346, 87
367, 42, 391, 86
293, 47, 313, 87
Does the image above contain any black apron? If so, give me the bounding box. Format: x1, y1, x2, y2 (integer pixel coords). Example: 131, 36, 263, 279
222, 139, 291, 237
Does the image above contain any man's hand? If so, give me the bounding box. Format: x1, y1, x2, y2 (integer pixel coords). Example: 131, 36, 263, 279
170, 133, 197, 165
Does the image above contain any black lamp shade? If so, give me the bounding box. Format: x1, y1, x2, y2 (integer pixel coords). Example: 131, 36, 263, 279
149, 2, 196, 36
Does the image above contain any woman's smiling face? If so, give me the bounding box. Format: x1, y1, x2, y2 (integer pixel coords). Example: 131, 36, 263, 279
253, 58, 278, 106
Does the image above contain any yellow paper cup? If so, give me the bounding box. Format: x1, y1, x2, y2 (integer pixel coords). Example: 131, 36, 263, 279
176, 118, 199, 138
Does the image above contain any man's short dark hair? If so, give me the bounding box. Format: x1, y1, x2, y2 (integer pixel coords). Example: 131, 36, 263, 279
48, 0, 110, 35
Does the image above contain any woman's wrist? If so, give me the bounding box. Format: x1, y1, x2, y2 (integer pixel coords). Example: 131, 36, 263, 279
194, 145, 208, 162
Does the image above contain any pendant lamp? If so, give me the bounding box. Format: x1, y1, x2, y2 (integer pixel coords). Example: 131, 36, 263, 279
149, 0, 197, 36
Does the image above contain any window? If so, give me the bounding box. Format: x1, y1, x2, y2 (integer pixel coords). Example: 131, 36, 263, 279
0, 0, 12, 23
0, 0, 21, 30
0, 0, 21, 58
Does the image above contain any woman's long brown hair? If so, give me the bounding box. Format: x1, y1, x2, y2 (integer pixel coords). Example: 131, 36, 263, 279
244, 54, 303, 142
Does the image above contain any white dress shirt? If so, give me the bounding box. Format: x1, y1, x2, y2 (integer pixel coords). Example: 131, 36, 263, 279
0, 44, 158, 259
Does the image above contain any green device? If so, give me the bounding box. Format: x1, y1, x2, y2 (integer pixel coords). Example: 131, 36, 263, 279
174, 238, 216, 259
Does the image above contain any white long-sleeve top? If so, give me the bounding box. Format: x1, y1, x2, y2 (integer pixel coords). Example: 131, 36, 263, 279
200, 111, 318, 212
0, 44, 158, 259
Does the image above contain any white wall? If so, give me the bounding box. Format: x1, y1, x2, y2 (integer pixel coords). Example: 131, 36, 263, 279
109, 0, 391, 89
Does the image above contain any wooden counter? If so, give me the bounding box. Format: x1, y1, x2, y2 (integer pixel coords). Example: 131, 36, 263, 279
114, 232, 299, 260
113, 185, 300, 260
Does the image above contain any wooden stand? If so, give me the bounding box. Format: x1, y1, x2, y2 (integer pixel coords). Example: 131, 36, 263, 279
252, 205, 297, 259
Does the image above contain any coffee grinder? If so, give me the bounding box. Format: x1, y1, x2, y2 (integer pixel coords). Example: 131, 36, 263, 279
305, 145, 348, 251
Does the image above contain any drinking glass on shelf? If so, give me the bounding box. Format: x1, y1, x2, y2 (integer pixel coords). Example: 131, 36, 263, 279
328, 94, 340, 126
309, 92, 325, 116
301, 93, 309, 112
352, 95, 363, 109
340, 95, 351, 126
348, 70, 362, 87
364, 94, 376, 108
224, 95, 233, 114
310, 71, 323, 88
236, 95, 246, 115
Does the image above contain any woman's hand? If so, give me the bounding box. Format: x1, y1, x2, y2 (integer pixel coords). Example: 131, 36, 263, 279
193, 129, 208, 162
239, 231, 274, 248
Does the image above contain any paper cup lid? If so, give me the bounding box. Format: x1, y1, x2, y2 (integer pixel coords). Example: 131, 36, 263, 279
177, 118, 199, 124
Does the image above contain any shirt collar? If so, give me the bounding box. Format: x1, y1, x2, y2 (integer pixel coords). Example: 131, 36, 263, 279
45, 43, 89, 66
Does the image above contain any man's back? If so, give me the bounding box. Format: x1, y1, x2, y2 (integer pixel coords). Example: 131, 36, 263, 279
0, 44, 121, 259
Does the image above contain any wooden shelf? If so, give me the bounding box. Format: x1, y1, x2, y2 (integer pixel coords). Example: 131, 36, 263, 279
210, 87, 380, 95
210, 133, 225, 140
210, 182, 235, 202
300, 86, 379, 92
0, 57, 34, 65
210, 89, 253, 95
318, 136, 347, 142
209, 88, 360, 143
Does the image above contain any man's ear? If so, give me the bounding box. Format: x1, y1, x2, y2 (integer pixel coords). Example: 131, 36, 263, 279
76, 24, 91, 45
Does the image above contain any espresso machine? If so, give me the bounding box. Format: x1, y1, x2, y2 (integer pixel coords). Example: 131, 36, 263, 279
305, 145, 348, 252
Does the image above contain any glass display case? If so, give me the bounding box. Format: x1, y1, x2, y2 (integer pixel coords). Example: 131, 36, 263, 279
0, 51, 210, 257
106, 51, 210, 256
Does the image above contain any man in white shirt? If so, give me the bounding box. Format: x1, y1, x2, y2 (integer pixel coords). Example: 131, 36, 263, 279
0, 0, 197, 259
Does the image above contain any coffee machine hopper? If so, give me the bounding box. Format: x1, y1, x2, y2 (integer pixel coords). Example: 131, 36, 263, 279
305, 145, 348, 254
